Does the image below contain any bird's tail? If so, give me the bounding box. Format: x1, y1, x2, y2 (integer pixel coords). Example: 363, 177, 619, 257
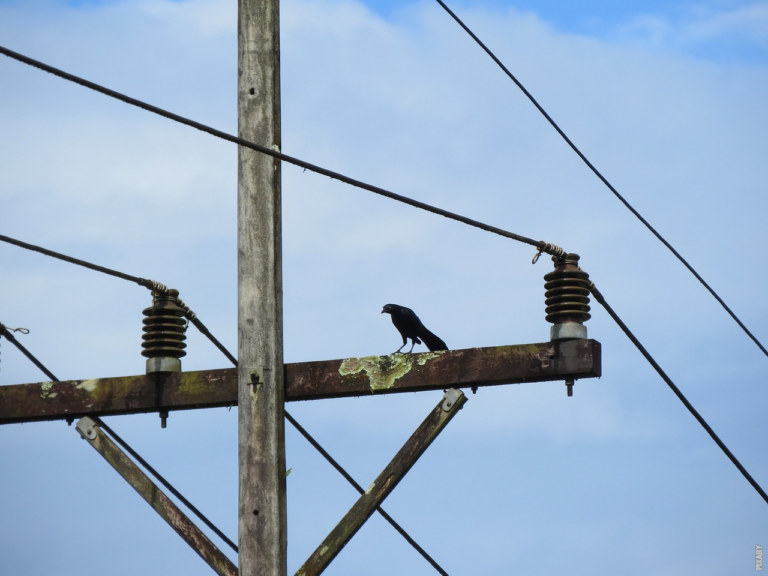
421, 328, 448, 352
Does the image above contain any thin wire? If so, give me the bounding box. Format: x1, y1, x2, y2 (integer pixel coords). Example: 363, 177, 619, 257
215, 346, 451, 574
2, 329, 446, 573
0, 45, 564, 259
94, 416, 239, 553
0, 324, 58, 381
285, 411, 451, 576
0, 233, 234, 365
190, 317, 238, 367
589, 283, 768, 506
9, 33, 757, 550
1, 231, 443, 567
434, 0, 768, 358
0, 326, 239, 552
0, 233, 141, 283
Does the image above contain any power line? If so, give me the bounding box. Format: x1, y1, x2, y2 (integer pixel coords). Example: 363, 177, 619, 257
433, 0, 768, 359
0, 233, 235, 366
589, 284, 768, 506
96, 417, 239, 553
0, 44, 564, 261
0, 233, 142, 284
2, 30, 762, 528
285, 411, 451, 576
0, 323, 239, 552
0, 324, 57, 381
1, 311, 450, 573
216, 344, 453, 575
4, 39, 763, 363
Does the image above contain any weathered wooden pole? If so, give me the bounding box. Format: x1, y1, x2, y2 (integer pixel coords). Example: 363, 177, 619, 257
238, 0, 286, 573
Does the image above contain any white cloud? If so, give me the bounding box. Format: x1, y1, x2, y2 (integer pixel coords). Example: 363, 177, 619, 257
618, 1, 768, 54
686, 2, 768, 47
138, 0, 236, 36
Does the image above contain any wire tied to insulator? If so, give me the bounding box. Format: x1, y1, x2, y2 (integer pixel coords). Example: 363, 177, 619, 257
136, 278, 229, 364
138, 278, 197, 321
152, 289, 196, 322
532, 241, 566, 264
138, 278, 169, 293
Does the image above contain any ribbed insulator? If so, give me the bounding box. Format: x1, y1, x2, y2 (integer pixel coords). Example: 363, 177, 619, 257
544, 254, 591, 325
141, 289, 187, 359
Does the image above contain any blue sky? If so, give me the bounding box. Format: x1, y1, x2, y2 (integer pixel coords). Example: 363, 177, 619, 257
1, 0, 767, 575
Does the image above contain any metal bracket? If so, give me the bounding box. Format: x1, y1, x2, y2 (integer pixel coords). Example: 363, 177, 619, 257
441, 388, 463, 412
249, 367, 264, 386
75, 417, 98, 441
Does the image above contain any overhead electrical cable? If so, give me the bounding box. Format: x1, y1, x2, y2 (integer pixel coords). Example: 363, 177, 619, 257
589, 284, 768, 506
433, 0, 767, 358
0, 45, 564, 261
285, 411, 450, 576
1, 301, 450, 572
1, 40, 763, 514
0, 233, 235, 366
95, 418, 239, 553
215, 347, 453, 575
0, 324, 239, 553
0, 323, 58, 382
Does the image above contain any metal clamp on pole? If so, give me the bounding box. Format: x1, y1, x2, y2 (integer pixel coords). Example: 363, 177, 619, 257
441, 388, 463, 412
75, 416, 98, 441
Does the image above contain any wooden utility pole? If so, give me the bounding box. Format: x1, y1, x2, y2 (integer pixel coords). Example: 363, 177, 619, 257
238, 0, 286, 574
0, 3, 610, 574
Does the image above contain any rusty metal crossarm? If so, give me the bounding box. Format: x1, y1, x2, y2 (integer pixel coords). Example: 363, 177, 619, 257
75, 417, 238, 576
295, 388, 468, 576
0, 340, 600, 425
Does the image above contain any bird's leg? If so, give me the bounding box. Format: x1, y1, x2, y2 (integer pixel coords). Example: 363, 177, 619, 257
406, 339, 416, 357
392, 341, 406, 354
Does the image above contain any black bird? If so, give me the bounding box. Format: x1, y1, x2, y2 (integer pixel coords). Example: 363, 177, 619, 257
381, 304, 448, 354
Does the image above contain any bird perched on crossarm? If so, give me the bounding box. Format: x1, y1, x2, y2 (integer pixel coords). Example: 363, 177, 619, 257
381, 304, 448, 355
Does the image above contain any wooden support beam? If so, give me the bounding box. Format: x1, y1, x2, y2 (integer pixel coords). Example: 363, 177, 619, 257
288, 338, 600, 400
296, 389, 468, 576
0, 340, 600, 425
74, 417, 238, 576
0, 370, 236, 424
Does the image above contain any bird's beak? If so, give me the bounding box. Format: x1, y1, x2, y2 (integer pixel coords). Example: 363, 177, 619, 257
381, 309, 385, 314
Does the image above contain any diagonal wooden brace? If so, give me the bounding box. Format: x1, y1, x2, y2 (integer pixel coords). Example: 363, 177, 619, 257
295, 388, 468, 576
75, 417, 238, 576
